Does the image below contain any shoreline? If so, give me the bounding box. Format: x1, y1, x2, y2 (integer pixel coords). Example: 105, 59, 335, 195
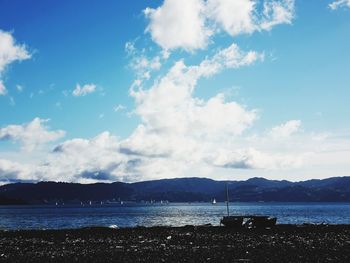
1, 224, 350, 262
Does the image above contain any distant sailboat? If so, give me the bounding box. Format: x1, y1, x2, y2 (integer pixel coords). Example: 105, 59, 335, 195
212, 198, 216, 204
89, 201, 92, 205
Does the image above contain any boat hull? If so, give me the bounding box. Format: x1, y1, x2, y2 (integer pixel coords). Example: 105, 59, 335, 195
220, 216, 243, 228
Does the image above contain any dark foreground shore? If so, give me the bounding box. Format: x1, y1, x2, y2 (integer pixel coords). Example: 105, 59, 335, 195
0, 225, 350, 262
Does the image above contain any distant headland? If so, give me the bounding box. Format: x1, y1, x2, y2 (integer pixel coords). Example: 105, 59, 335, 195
1, 176, 350, 205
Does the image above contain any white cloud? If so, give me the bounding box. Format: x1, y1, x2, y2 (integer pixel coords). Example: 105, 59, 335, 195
206, 0, 256, 36
130, 44, 260, 137
0, 80, 6, 95
2, 1, 349, 183
47, 132, 137, 183
260, 0, 294, 30
0, 159, 35, 184
144, 0, 295, 51
72, 83, 96, 97
125, 41, 165, 85
0, 44, 268, 183
207, 147, 303, 169
270, 120, 302, 138
129, 55, 162, 78
144, 0, 211, 51
0, 118, 65, 152
329, 0, 350, 10
0, 30, 31, 94
120, 44, 266, 179
0, 30, 31, 74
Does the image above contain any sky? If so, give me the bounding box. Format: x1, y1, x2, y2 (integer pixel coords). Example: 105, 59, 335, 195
0, 0, 349, 184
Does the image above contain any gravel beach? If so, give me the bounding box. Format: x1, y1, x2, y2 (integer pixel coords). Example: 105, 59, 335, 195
0, 225, 350, 262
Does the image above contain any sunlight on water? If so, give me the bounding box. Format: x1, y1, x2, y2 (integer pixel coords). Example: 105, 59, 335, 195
0, 203, 350, 230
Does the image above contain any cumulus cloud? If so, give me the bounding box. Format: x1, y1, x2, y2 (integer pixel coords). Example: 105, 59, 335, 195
206, 0, 257, 35
2, 1, 348, 183
269, 120, 302, 138
130, 43, 260, 138
119, 44, 269, 179
144, 0, 295, 51
72, 83, 96, 96
0, 159, 35, 184
144, 0, 211, 51
49, 132, 132, 182
0, 133, 125, 184
0, 118, 65, 152
0, 30, 31, 94
0, 42, 310, 183
329, 0, 350, 10
0, 44, 267, 182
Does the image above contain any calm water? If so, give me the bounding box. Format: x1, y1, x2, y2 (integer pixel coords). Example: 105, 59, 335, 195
0, 202, 350, 230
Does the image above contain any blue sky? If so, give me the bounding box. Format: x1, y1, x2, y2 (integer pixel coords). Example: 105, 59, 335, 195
0, 0, 349, 184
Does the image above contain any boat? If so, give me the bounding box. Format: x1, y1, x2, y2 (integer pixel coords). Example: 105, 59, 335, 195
220, 183, 243, 227
212, 198, 216, 204
220, 182, 277, 228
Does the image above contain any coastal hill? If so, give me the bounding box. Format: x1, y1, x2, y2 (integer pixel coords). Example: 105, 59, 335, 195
0, 177, 350, 205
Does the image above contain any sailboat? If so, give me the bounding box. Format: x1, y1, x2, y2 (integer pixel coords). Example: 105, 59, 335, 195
220, 182, 277, 228
220, 183, 243, 227
212, 198, 216, 204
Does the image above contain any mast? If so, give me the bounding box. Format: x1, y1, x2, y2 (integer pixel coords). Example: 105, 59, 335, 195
226, 182, 230, 216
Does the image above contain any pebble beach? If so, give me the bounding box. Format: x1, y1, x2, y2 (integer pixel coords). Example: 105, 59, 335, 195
0, 225, 350, 262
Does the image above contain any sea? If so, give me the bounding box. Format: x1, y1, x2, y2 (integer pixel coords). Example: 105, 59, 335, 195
1, 202, 350, 230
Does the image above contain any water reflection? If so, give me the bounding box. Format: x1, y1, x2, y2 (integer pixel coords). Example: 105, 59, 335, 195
0, 202, 349, 230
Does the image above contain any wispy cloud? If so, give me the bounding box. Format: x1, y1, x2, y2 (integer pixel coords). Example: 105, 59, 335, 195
329, 0, 350, 10
114, 104, 126, 112
72, 83, 97, 97
0, 80, 6, 96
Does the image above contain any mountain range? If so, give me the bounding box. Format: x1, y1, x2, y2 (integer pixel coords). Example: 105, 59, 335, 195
1, 176, 350, 205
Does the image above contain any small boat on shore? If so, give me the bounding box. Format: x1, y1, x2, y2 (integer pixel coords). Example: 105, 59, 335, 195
220, 183, 243, 227
220, 183, 277, 228
220, 215, 243, 227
